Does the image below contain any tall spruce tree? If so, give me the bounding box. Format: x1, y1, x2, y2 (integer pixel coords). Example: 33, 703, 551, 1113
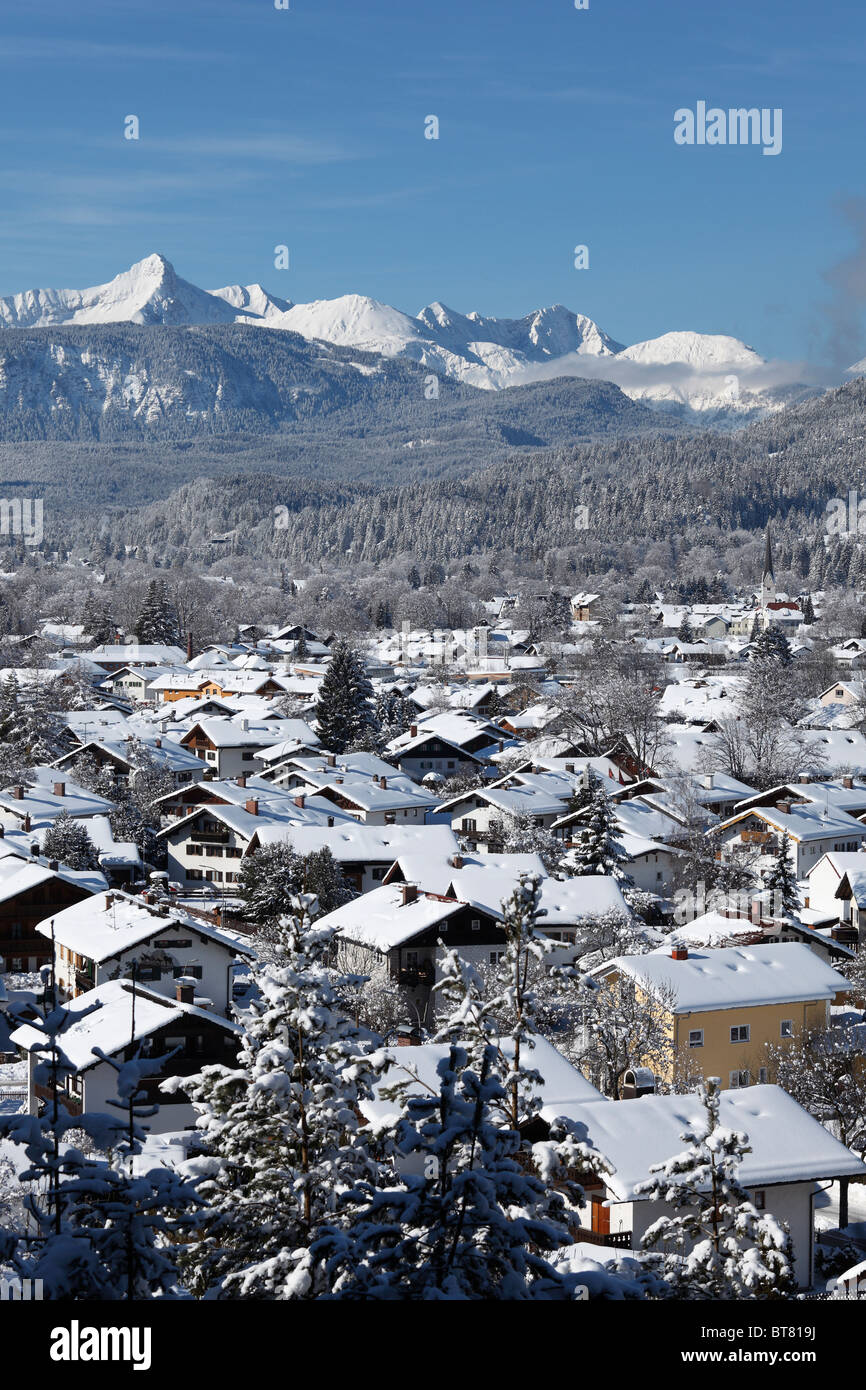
135, 580, 178, 646
763, 831, 800, 919
561, 771, 632, 883
314, 640, 377, 754
42, 811, 102, 872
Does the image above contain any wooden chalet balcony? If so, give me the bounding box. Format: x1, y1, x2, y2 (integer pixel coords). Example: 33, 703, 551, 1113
740, 829, 772, 845
573, 1227, 632, 1249
75, 966, 95, 991
190, 828, 229, 843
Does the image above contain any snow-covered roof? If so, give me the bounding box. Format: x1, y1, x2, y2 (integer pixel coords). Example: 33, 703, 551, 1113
88, 644, 188, 665
35, 890, 253, 963
603, 943, 848, 1012
555, 1086, 866, 1200
444, 868, 629, 925
385, 850, 546, 897
323, 884, 466, 952
181, 717, 318, 749
716, 801, 866, 845
10, 978, 241, 1073
362, 1035, 605, 1127
250, 822, 459, 864
666, 912, 763, 948
0, 769, 115, 824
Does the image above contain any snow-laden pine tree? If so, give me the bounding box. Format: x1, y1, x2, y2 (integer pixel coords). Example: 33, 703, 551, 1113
42, 810, 102, 872
176, 893, 382, 1299
749, 626, 792, 668
486, 809, 561, 872
0, 973, 200, 1299
483, 874, 557, 1129
374, 687, 414, 744
238, 839, 352, 940
314, 640, 377, 754
636, 1077, 794, 1298
560, 771, 631, 883
316, 946, 593, 1300
763, 830, 800, 919
80, 593, 115, 645
135, 579, 178, 645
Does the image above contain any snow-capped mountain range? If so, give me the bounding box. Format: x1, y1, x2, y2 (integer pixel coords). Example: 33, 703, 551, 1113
0, 253, 818, 422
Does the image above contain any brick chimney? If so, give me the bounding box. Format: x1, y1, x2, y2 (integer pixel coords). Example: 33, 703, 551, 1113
245, 798, 259, 816
671, 945, 689, 961
326, 752, 336, 767
401, 883, 418, 906
410, 724, 418, 738
12, 785, 23, 800
843, 775, 854, 789
450, 853, 464, 869
380, 776, 387, 790
236, 775, 246, 788
175, 979, 196, 1005
294, 794, 306, 808
23, 816, 31, 832
776, 800, 792, 815
53, 782, 65, 798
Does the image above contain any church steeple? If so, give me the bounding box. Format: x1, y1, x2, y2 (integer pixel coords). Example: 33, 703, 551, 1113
760, 527, 775, 609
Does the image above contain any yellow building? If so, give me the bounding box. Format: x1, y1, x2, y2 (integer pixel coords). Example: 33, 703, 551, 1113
595, 942, 848, 1092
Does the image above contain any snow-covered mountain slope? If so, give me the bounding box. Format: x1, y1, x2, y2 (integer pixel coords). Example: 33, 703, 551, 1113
614, 330, 773, 419
0, 254, 816, 422
274, 294, 424, 354
208, 282, 294, 322
0, 254, 240, 328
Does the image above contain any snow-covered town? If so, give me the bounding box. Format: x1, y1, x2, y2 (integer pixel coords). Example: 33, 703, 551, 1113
1, 531, 866, 1310
4, 0, 866, 1349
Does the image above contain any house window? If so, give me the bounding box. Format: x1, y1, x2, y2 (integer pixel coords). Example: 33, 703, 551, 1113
780, 1020, 793, 1038
730, 1025, 750, 1044
471, 919, 481, 932
461, 819, 476, 833
753, 1190, 766, 1210
136, 965, 162, 982
173, 965, 203, 979
729, 1069, 750, 1088
372, 867, 386, 880
489, 951, 504, 964
758, 1067, 769, 1084
688, 1029, 704, 1048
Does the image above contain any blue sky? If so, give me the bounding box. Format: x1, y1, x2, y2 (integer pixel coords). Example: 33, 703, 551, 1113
0, 0, 864, 364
